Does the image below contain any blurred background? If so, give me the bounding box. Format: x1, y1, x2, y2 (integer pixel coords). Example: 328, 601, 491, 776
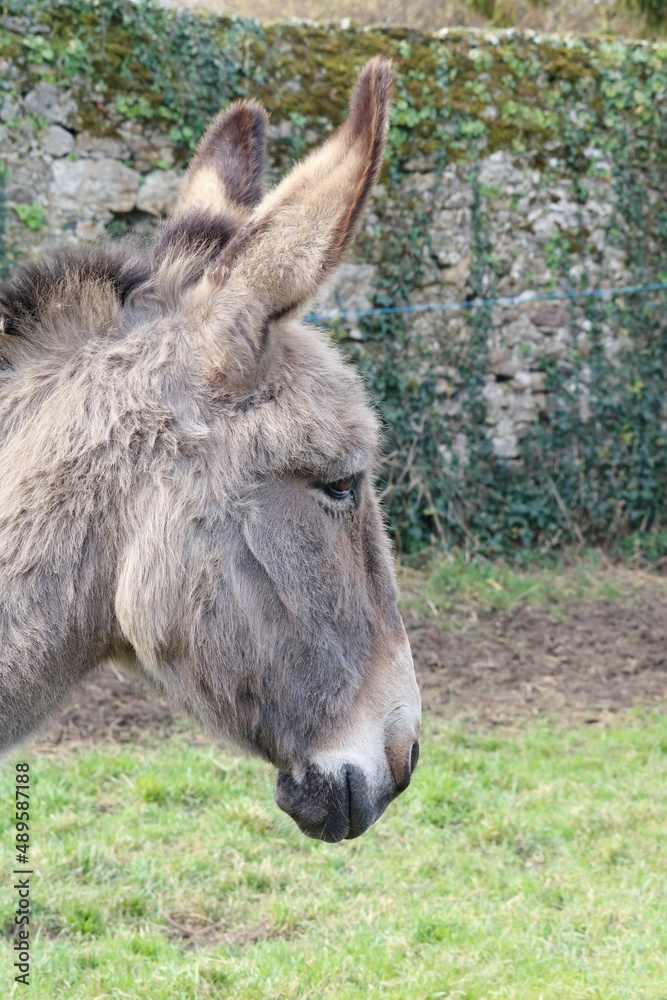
173, 0, 667, 39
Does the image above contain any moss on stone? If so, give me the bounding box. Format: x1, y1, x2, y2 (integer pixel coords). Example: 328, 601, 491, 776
2, 1, 665, 174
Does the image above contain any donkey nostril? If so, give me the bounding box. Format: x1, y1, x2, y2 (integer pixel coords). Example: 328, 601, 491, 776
409, 741, 420, 776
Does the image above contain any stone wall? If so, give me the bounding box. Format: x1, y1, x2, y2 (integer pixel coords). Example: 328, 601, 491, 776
1, 1, 666, 551
395, 150, 645, 460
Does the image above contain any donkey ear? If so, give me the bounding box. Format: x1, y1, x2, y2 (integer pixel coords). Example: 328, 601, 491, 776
171, 99, 268, 223
187, 57, 392, 364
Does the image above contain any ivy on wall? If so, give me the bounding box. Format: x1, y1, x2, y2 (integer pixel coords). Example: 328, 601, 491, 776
353, 33, 667, 558
1, 0, 666, 559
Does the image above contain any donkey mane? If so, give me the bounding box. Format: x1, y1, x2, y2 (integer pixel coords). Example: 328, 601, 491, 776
0, 241, 147, 341
0, 209, 239, 355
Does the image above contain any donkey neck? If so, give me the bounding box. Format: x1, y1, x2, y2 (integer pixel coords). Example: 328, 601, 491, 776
0, 483, 122, 750
0, 361, 128, 751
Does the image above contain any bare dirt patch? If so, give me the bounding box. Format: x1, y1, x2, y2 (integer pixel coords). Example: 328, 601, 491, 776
32, 663, 188, 751
164, 911, 276, 949
406, 596, 667, 728
33, 573, 667, 750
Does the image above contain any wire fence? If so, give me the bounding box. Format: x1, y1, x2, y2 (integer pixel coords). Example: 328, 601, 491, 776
307, 281, 667, 325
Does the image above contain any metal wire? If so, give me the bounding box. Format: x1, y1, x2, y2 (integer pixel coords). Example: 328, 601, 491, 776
306, 280, 667, 324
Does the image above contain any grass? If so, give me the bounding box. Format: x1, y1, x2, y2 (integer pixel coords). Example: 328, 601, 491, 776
2, 716, 667, 998
397, 548, 663, 621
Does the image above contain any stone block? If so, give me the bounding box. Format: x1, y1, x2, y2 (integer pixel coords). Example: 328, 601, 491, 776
430, 208, 471, 267
491, 420, 519, 459
24, 83, 78, 128
41, 124, 74, 158
440, 255, 471, 290
50, 158, 140, 216
136, 169, 183, 217
75, 131, 130, 161
478, 151, 525, 192
0, 93, 20, 123
510, 371, 546, 393
118, 123, 176, 169
527, 301, 568, 329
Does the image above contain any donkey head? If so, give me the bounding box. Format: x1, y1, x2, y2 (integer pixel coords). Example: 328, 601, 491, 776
0, 59, 421, 841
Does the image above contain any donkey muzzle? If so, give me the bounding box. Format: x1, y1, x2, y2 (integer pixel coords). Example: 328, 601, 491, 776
274, 744, 419, 843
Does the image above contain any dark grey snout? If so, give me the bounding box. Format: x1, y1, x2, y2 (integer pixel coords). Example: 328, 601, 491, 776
275, 751, 418, 843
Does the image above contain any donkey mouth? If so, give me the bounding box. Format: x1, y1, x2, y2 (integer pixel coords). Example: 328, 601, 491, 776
274, 763, 397, 843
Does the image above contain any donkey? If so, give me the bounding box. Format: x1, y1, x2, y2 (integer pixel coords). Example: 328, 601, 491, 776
0, 58, 421, 842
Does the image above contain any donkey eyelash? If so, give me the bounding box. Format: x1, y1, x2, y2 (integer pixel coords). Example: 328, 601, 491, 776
323, 477, 355, 500
312, 475, 360, 507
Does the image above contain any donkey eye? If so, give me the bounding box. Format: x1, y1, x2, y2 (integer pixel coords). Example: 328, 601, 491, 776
323, 478, 355, 500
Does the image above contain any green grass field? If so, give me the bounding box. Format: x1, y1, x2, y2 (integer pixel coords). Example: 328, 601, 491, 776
398, 550, 645, 619
2, 713, 667, 999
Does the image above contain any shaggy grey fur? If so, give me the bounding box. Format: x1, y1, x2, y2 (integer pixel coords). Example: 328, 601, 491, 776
0, 60, 420, 839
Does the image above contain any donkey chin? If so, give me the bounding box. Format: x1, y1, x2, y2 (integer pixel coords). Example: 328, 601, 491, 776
275, 649, 421, 843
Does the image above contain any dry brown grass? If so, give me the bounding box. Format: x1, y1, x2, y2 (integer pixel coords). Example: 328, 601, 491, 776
166, 0, 656, 40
